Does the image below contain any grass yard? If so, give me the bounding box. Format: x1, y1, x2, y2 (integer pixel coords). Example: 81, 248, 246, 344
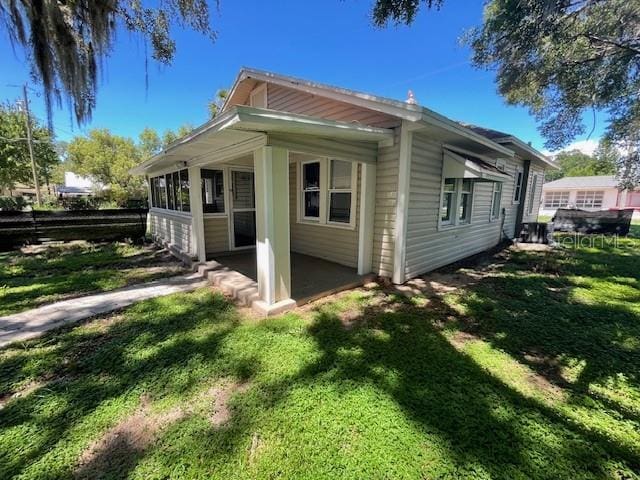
0, 242, 187, 316
0, 229, 639, 479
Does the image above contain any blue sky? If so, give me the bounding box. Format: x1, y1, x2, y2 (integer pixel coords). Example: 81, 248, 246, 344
0, 0, 605, 152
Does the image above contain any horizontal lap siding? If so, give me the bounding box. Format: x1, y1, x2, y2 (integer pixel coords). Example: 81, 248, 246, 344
289, 162, 360, 268
372, 132, 400, 278
404, 133, 524, 279
204, 217, 229, 254
267, 84, 401, 129
149, 210, 192, 255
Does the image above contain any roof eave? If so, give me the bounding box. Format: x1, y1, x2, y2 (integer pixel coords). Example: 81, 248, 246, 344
494, 136, 558, 169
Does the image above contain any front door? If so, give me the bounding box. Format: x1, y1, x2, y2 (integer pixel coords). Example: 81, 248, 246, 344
230, 169, 256, 249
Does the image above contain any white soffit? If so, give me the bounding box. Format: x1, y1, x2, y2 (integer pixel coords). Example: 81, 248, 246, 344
131, 106, 394, 175
443, 149, 511, 182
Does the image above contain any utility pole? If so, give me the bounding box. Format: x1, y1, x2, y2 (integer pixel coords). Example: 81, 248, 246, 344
22, 84, 42, 206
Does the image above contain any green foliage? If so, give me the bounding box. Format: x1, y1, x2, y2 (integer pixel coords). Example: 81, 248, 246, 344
208, 88, 229, 118
370, 0, 443, 26
0, 242, 186, 316
466, 0, 640, 186
67, 129, 146, 206
0, 102, 60, 191
0, 196, 26, 211
370, 0, 640, 187
138, 127, 163, 161
1, 236, 639, 478
545, 140, 617, 181
0, 1, 215, 127
161, 123, 195, 147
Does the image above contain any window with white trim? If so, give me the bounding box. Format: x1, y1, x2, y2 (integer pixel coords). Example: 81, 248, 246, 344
440, 178, 474, 227
302, 161, 321, 219
491, 181, 503, 220
149, 169, 190, 212
298, 157, 356, 227
575, 190, 604, 209
513, 168, 524, 203
328, 160, 353, 224
544, 191, 570, 208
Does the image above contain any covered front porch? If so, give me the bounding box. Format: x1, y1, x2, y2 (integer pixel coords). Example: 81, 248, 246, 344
134, 106, 393, 315
204, 251, 373, 309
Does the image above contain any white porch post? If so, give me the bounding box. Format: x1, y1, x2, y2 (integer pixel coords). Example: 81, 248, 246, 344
358, 162, 376, 275
188, 166, 207, 263
253, 146, 294, 314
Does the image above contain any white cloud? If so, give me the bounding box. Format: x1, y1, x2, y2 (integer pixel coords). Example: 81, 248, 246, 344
542, 139, 599, 157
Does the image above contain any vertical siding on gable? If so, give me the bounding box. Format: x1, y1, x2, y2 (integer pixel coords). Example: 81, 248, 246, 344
372, 131, 400, 278
204, 217, 229, 254
149, 210, 193, 255
267, 84, 401, 129
289, 162, 361, 268
403, 132, 524, 279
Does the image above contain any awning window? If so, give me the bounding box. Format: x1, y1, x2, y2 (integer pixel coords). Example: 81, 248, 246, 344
443, 149, 511, 183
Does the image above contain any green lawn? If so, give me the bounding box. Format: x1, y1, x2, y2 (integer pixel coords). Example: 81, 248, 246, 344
0, 231, 638, 479
0, 242, 186, 316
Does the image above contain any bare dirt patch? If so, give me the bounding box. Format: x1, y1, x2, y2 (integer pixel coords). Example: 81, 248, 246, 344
202, 380, 251, 427
75, 396, 185, 479
74, 381, 251, 479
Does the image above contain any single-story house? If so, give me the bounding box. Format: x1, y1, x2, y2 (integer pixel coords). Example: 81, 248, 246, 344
131, 67, 555, 315
540, 175, 640, 218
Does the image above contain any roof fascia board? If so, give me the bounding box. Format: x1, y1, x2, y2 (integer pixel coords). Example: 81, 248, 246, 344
421, 112, 515, 157
235, 68, 424, 121
229, 68, 516, 157
493, 136, 557, 169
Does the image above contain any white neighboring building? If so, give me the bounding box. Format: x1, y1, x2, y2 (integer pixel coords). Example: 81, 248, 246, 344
540, 175, 640, 218
57, 172, 97, 197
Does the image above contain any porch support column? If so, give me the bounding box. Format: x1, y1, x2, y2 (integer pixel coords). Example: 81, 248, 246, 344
358, 162, 376, 275
188, 166, 207, 263
253, 146, 295, 315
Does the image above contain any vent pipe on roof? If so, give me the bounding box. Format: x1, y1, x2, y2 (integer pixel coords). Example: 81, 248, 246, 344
406, 90, 417, 105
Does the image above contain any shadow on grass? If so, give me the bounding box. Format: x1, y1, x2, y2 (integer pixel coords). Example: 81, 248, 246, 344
0, 290, 246, 479
2, 233, 639, 479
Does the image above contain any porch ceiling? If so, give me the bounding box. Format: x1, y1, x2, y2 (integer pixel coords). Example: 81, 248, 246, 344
131, 106, 394, 175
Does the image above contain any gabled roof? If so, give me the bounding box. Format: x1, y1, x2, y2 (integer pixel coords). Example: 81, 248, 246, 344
459, 123, 557, 169
226, 67, 519, 158
543, 175, 619, 189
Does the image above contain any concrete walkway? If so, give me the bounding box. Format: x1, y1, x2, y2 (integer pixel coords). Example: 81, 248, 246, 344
0, 272, 209, 348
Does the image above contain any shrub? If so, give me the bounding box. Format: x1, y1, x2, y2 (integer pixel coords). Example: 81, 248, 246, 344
0, 196, 27, 211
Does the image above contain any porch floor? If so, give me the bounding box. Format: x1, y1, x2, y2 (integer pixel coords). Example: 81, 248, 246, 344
208, 251, 372, 305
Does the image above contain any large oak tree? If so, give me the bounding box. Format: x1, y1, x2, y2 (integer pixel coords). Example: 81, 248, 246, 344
372, 0, 640, 187
0, 0, 215, 126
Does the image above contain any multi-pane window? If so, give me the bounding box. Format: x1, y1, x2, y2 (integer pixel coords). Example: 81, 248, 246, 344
302, 161, 321, 219
328, 160, 352, 224
491, 181, 503, 220
201, 169, 225, 213
458, 179, 473, 223
513, 169, 524, 203
179, 170, 190, 212
575, 190, 604, 209
441, 178, 456, 224
544, 191, 570, 208
298, 158, 355, 227
528, 175, 538, 214
149, 169, 190, 211
440, 178, 474, 226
